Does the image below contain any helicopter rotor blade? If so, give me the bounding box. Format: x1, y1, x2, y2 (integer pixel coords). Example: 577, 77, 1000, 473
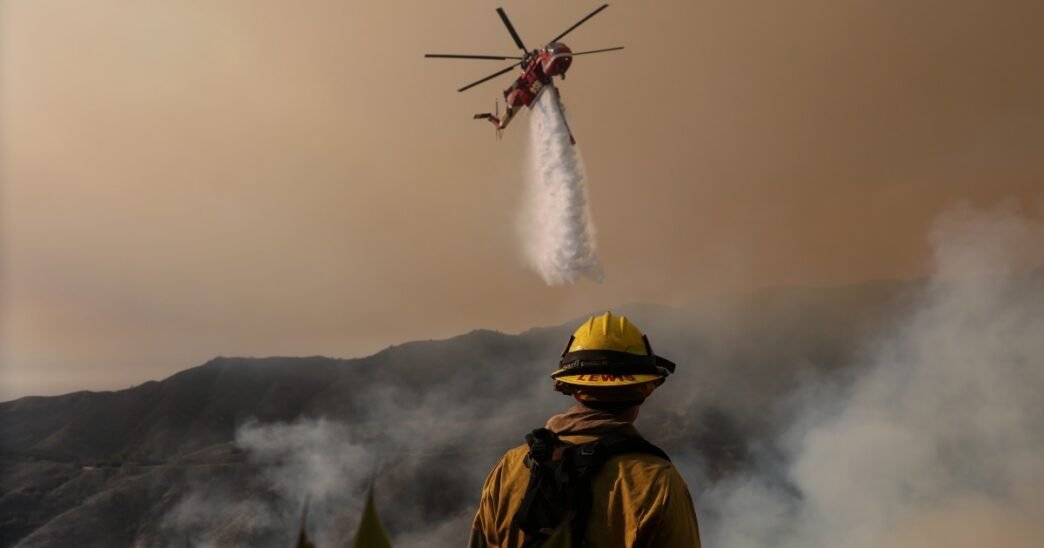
547, 4, 610, 45
565, 46, 625, 57
496, 7, 528, 52
457, 62, 522, 92
425, 54, 524, 60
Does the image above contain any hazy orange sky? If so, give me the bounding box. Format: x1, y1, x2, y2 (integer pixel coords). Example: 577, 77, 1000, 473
2, 0, 1042, 399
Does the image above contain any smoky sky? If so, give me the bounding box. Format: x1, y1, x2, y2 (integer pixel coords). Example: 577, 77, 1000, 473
156, 207, 1044, 548
2, 0, 1043, 399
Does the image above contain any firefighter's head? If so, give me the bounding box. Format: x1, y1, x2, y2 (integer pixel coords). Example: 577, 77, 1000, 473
551, 312, 675, 410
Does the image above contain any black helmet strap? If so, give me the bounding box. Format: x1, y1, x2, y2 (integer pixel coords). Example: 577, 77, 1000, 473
555, 349, 676, 377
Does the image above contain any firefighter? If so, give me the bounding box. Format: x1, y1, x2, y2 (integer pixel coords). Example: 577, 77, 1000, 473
469, 312, 701, 547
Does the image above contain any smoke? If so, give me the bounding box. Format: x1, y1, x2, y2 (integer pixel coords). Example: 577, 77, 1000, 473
163, 419, 376, 547
704, 204, 1044, 548
518, 88, 603, 285
161, 366, 561, 548
235, 418, 375, 508
158, 203, 1044, 547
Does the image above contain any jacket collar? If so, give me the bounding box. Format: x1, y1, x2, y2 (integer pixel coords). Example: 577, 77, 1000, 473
545, 404, 641, 437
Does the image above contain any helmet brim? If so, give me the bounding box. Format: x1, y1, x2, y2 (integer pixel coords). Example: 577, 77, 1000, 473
551, 372, 664, 387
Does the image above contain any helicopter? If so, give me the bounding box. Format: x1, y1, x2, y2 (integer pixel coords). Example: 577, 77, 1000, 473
425, 4, 623, 144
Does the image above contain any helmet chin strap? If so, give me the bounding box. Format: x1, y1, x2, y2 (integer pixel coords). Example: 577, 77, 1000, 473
561, 335, 576, 357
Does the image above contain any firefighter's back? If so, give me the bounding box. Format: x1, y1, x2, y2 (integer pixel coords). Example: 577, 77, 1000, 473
471, 434, 701, 548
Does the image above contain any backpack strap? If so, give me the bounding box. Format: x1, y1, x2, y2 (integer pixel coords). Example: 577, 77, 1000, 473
515, 428, 569, 548
512, 428, 671, 548
567, 433, 670, 547
573, 432, 671, 473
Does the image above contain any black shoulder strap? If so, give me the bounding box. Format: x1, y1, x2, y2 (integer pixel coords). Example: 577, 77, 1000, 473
573, 432, 671, 475
512, 428, 671, 548
568, 433, 670, 547
515, 428, 568, 548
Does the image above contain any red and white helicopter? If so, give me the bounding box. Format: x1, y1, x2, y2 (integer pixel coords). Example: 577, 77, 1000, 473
425, 4, 623, 144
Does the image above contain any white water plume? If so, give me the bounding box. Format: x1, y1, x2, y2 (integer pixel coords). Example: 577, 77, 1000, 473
519, 88, 603, 285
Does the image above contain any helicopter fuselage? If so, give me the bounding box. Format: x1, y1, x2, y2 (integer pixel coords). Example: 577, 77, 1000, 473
504, 43, 573, 112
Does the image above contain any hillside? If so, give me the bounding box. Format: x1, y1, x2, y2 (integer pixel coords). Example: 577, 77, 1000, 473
0, 280, 914, 547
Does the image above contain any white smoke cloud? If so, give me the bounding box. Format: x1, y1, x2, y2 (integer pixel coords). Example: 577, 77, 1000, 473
704, 204, 1044, 548
161, 379, 556, 547
163, 492, 281, 548
163, 419, 377, 547
518, 88, 603, 285
235, 418, 375, 507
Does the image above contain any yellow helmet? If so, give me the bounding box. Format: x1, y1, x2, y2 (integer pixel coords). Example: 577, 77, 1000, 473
552, 312, 675, 401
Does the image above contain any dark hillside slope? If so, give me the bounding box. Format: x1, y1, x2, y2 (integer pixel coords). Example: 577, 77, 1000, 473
1, 330, 549, 463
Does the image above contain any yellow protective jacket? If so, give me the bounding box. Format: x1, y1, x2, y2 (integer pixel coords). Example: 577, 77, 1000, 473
469, 406, 701, 548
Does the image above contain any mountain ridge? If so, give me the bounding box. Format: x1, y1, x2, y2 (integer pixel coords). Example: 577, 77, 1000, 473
1, 279, 922, 547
